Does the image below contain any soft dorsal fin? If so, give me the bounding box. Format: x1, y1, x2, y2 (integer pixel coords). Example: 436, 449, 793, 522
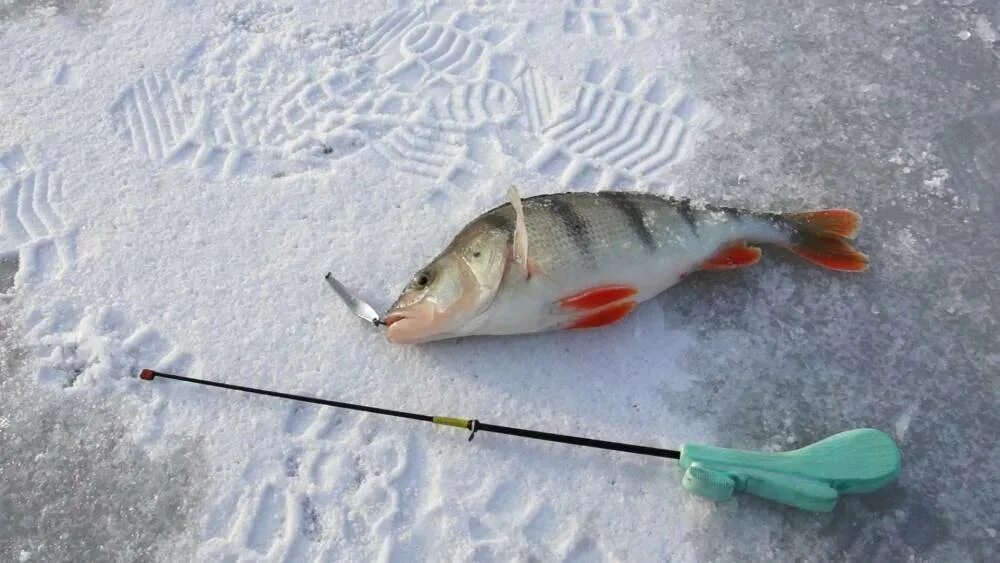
508, 185, 530, 279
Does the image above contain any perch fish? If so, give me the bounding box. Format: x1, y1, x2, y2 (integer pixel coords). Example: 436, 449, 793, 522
384, 189, 867, 343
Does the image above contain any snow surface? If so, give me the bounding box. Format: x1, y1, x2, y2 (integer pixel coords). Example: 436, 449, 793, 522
1, 0, 998, 561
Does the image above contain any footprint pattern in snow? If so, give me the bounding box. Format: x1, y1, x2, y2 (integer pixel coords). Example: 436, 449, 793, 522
107, 4, 709, 191
108, 72, 211, 172
108, 7, 524, 185
108, 43, 383, 179
512, 65, 560, 136
197, 402, 605, 561
365, 10, 526, 183
199, 406, 423, 561
0, 146, 76, 292
362, 4, 428, 57
563, 0, 659, 38
24, 303, 199, 446
529, 59, 716, 189
26, 303, 196, 388
395, 461, 610, 561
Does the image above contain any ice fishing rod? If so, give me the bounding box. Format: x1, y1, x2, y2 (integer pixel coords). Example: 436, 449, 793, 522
139, 368, 901, 512
138, 369, 676, 458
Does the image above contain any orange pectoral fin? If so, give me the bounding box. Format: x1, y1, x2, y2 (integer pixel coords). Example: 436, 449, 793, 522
701, 243, 762, 271
559, 285, 638, 310
566, 301, 636, 330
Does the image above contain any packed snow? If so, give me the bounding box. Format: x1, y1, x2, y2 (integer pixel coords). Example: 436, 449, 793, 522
1, 0, 997, 561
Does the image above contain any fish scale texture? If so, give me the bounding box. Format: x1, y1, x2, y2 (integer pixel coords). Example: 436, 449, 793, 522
481, 193, 722, 280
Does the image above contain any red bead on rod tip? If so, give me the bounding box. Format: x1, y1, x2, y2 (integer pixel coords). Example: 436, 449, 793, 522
139, 369, 156, 381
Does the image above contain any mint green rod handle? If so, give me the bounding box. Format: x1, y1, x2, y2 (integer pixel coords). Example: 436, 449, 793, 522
678, 428, 900, 512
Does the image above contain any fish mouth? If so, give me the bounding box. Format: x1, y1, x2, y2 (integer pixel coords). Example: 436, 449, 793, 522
383, 312, 406, 327
383, 305, 440, 344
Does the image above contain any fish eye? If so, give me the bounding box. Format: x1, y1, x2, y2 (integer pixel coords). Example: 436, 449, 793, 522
412, 271, 431, 289
472, 250, 481, 258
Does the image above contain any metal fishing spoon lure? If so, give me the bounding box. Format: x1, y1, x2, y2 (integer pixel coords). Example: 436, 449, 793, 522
325, 272, 386, 327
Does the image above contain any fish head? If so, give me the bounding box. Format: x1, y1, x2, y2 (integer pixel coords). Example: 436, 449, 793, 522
385, 226, 510, 343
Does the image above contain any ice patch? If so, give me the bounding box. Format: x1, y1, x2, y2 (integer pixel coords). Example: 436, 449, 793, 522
922, 167, 950, 196
974, 15, 997, 44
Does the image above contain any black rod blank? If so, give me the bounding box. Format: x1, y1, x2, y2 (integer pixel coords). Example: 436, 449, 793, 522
139, 369, 680, 460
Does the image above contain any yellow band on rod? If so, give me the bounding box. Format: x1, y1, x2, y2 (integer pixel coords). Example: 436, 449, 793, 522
432, 416, 470, 429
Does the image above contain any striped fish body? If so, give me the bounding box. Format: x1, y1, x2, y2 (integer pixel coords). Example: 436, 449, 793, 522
385, 191, 866, 343
467, 193, 784, 335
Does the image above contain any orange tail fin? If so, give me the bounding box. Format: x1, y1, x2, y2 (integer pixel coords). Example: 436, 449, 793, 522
784, 209, 868, 272
786, 209, 861, 239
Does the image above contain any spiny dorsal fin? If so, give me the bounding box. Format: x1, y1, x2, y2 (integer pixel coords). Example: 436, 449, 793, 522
508, 185, 530, 279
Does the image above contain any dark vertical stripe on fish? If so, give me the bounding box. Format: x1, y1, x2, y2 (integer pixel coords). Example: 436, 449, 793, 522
672, 197, 699, 235
546, 197, 594, 262
604, 192, 657, 250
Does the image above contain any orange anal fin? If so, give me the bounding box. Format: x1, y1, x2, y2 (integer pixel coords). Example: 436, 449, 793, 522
566, 301, 636, 330
789, 235, 869, 272
787, 209, 861, 239
701, 244, 762, 271
559, 285, 638, 310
